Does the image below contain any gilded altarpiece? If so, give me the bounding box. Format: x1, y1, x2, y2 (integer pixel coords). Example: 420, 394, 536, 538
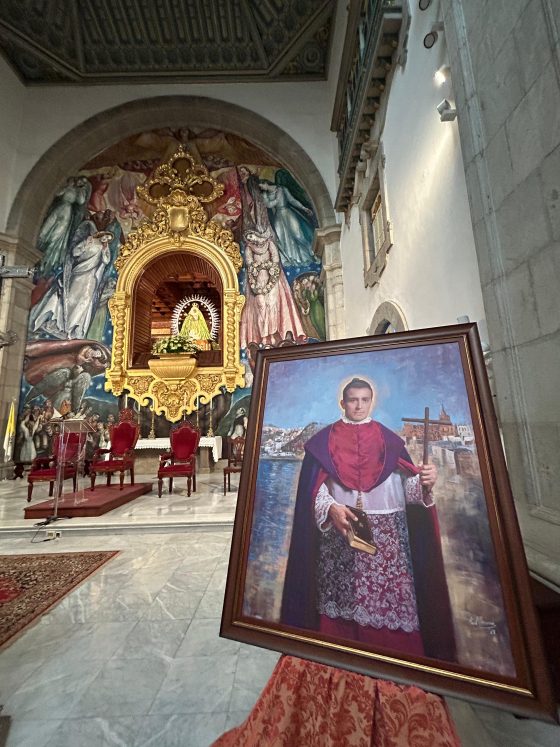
105, 148, 245, 421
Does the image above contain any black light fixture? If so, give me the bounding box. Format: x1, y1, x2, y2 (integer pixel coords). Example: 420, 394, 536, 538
423, 21, 444, 49
419, 0, 432, 9
423, 30, 438, 48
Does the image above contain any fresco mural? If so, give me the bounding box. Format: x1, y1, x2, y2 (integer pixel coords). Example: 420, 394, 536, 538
16, 128, 324, 461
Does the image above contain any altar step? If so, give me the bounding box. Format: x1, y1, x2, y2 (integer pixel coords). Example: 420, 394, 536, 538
24, 482, 153, 519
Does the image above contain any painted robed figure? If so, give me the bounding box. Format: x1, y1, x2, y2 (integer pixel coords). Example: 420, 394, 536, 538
281, 377, 456, 661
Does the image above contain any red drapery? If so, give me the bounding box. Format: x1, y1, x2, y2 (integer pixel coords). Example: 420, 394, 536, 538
213, 655, 461, 747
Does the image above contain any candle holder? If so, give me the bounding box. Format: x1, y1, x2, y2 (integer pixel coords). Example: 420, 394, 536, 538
148, 407, 156, 440
207, 397, 214, 437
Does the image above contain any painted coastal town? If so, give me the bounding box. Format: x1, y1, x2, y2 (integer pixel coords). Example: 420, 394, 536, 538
260, 404, 476, 474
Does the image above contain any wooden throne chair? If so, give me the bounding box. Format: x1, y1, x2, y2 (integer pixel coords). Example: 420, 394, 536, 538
223, 436, 245, 494
89, 409, 140, 491
157, 421, 200, 498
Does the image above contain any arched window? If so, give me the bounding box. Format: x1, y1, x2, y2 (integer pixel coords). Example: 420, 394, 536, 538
367, 301, 407, 336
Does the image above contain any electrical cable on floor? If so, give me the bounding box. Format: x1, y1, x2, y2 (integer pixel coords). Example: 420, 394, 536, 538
30, 526, 54, 543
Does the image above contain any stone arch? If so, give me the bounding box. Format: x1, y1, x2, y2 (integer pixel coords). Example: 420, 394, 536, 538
367, 300, 408, 335
7, 95, 336, 251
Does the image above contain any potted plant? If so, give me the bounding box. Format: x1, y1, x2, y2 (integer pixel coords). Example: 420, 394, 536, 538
148, 335, 203, 379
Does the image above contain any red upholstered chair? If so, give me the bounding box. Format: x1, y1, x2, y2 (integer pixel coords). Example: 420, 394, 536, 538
223, 436, 245, 494
157, 422, 200, 498
27, 432, 82, 503
89, 411, 140, 491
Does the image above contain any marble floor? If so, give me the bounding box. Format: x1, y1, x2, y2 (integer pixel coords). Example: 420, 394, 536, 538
0, 485, 559, 746
0, 530, 281, 747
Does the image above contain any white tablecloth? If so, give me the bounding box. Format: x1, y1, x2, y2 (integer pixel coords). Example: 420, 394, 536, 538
135, 436, 222, 462
199, 436, 223, 462
135, 438, 170, 450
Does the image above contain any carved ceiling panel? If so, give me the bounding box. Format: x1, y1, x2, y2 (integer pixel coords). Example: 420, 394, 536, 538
0, 0, 335, 84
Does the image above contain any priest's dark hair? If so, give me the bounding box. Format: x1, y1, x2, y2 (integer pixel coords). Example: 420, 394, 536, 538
342, 377, 373, 401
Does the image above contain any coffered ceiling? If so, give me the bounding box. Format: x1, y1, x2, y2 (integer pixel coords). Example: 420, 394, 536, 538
0, 0, 335, 85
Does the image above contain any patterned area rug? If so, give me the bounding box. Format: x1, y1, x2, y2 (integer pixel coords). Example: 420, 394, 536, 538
0, 551, 118, 649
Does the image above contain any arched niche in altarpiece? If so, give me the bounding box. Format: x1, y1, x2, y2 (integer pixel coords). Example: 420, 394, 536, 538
131, 251, 224, 370
105, 147, 245, 422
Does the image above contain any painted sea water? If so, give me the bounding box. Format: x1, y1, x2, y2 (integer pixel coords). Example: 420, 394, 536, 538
243, 458, 301, 622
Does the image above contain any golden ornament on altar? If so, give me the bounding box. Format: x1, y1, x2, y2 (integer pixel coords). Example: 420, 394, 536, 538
147, 354, 198, 380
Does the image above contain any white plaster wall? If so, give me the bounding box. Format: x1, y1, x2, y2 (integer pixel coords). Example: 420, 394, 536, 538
339, 209, 364, 337
0, 57, 25, 234
0, 78, 337, 233
340, 3, 485, 335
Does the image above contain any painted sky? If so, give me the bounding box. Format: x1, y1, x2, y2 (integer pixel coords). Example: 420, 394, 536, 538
263, 341, 473, 431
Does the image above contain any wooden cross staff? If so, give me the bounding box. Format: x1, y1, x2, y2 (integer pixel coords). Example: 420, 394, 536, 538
401, 407, 449, 466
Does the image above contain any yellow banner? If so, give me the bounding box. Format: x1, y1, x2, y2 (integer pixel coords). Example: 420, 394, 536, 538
3, 401, 16, 460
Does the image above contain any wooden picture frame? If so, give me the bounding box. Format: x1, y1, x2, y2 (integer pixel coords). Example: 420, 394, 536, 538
221, 324, 557, 721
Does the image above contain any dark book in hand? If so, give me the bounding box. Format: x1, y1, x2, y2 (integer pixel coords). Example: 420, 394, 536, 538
346, 506, 377, 555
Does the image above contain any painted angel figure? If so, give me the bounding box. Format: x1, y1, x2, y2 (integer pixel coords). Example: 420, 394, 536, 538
37, 176, 92, 277
259, 169, 317, 267
30, 219, 112, 340
23, 340, 110, 414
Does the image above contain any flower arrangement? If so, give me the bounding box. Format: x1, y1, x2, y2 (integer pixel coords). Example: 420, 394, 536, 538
151, 335, 203, 355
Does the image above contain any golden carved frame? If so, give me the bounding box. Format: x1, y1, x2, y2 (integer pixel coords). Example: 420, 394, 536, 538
105, 147, 245, 421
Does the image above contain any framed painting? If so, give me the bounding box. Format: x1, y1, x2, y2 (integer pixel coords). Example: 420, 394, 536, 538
221, 324, 556, 721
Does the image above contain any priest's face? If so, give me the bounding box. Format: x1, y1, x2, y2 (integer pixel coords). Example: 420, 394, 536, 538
340, 386, 374, 422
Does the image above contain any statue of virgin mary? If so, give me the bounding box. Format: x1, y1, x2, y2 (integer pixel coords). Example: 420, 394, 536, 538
180, 303, 212, 341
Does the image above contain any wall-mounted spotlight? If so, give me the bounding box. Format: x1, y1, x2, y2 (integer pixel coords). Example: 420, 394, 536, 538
434, 65, 450, 86
419, 0, 432, 9
437, 99, 457, 122
423, 21, 443, 49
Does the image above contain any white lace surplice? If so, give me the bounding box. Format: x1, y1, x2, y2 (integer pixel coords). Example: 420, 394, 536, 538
314, 472, 426, 632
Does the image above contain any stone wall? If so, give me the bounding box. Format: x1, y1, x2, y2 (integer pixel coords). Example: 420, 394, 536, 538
443, 0, 560, 584
0, 233, 40, 475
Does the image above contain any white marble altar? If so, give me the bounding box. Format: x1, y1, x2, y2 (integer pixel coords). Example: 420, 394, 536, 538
136, 436, 223, 463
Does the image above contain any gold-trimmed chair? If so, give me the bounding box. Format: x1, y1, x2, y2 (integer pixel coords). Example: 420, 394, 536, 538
157, 421, 200, 498
89, 410, 140, 491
